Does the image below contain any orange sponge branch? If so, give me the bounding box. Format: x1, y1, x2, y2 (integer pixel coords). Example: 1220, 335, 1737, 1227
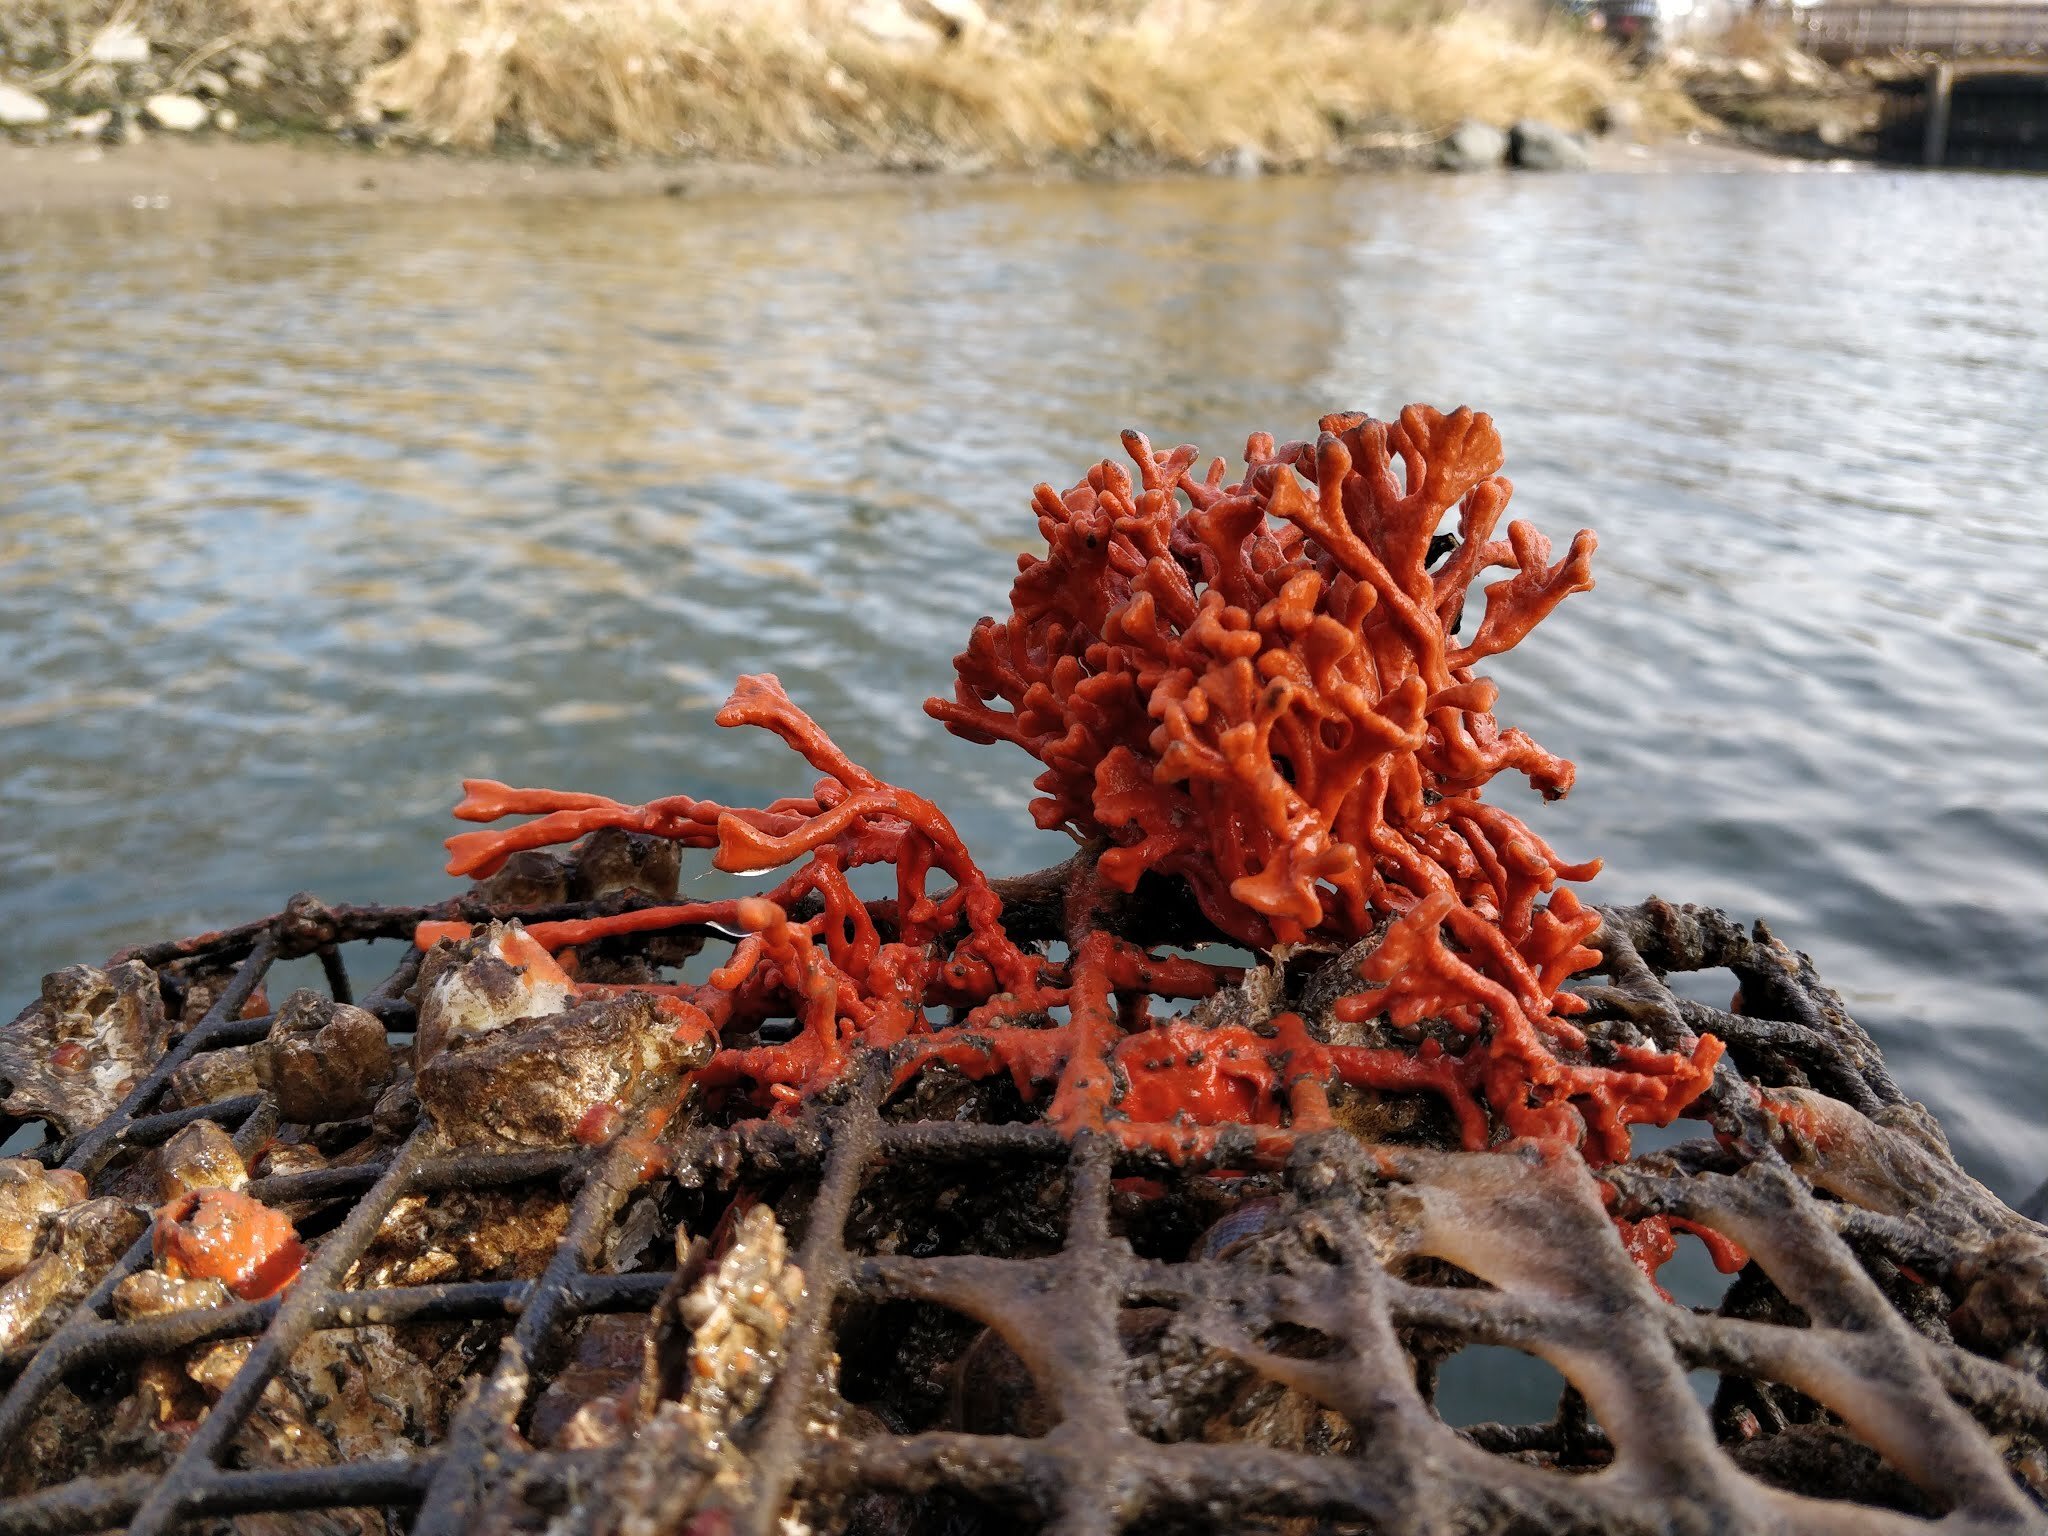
421, 408, 1720, 1185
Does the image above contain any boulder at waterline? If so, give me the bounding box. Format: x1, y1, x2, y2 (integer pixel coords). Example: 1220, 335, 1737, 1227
142, 93, 208, 132
1438, 119, 1507, 171
0, 83, 50, 128
1509, 119, 1590, 170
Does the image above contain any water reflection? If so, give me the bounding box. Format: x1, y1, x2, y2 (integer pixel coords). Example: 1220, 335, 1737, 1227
2, 170, 2044, 1198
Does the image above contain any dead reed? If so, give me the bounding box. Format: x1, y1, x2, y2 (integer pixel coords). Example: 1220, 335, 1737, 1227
6, 0, 1688, 161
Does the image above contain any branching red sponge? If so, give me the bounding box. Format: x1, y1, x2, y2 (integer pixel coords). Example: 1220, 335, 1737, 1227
928, 405, 1597, 951
926, 407, 1717, 1159
424, 675, 1225, 1129
424, 408, 1722, 1173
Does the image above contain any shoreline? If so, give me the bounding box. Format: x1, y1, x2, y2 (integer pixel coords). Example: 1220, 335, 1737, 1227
1, 130, 1823, 218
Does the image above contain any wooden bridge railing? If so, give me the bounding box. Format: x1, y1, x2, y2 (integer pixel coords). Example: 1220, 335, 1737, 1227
1771, 3, 2048, 60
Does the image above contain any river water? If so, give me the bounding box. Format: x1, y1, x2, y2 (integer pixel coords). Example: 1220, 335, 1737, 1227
2, 168, 2044, 1202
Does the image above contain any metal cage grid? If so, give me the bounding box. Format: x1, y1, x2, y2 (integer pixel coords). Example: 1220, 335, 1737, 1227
1, 894, 2044, 1536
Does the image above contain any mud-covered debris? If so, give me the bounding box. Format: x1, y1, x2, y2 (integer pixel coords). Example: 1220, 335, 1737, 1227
371, 1066, 421, 1141
415, 993, 710, 1152
174, 1324, 483, 1536
571, 827, 682, 902
248, 1122, 398, 1192
1121, 1305, 1355, 1454
949, 1203, 1358, 1455
0, 1196, 146, 1351
170, 965, 265, 1029
472, 849, 572, 906
348, 1186, 570, 1287
0, 962, 173, 1135
0, 1157, 88, 1281
268, 1324, 484, 1461
577, 1204, 807, 1536
949, 1323, 1054, 1437
1953, 1231, 2048, 1370
529, 1313, 650, 1450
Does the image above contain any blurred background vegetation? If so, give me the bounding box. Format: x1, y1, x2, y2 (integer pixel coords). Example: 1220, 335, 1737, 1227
0, 0, 1693, 164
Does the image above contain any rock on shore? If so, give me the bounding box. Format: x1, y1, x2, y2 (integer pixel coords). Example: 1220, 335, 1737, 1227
142, 93, 208, 132
1510, 118, 1591, 171
1438, 119, 1507, 172
0, 82, 49, 127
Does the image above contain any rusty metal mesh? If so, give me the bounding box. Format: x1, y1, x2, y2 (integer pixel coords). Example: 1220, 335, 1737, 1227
1, 893, 2044, 1536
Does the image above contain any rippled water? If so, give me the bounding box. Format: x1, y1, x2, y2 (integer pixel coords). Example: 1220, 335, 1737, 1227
2, 170, 2044, 1200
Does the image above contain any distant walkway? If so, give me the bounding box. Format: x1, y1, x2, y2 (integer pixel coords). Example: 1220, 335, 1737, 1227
1780, 2, 2048, 62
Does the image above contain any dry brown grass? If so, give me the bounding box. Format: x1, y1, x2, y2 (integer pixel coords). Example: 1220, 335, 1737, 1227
7, 0, 1686, 159
1710, 4, 1802, 60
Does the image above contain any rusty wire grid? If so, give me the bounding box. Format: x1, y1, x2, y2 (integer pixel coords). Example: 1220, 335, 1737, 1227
1, 890, 2045, 1536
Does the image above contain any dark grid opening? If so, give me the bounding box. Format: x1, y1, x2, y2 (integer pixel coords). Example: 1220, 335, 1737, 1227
0, 893, 2044, 1536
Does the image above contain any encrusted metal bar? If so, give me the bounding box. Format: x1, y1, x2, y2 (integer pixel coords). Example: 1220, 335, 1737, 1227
1047, 1134, 1142, 1536
317, 944, 353, 1005
188, 1457, 439, 1516
0, 1460, 444, 1536
82, 1093, 269, 1155
121, 1127, 437, 1536
0, 896, 2041, 1536
0, 1473, 154, 1536
409, 1112, 663, 1536
730, 1066, 887, 1536
0, 1271, 676, 1384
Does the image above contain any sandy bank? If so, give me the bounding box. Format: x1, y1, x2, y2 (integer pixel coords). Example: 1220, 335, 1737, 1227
0, 130, 1812, 219
0, 136, 913, 216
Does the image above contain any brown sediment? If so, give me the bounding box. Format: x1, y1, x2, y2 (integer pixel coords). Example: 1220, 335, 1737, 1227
0, 135, 935, 218
0, 127, 1811, 221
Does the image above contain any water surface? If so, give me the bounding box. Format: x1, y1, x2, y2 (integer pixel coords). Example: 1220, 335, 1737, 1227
3, 169, 2044, 1198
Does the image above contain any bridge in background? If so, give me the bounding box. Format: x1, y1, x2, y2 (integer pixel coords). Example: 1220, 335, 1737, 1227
1759, 4, 2048, 165
1777, 2, 2048, 61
